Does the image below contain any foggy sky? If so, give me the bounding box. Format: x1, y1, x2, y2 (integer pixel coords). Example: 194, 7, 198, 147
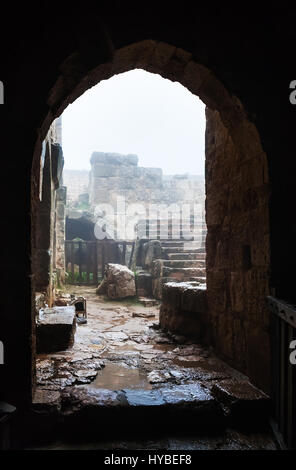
62, 69, 205, 175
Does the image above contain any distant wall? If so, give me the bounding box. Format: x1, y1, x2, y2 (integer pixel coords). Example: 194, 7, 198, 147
89, 151, 205, 208
63, 170, 89, 203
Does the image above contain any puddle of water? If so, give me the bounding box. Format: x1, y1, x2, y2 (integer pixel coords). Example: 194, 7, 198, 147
100, 341, 176, 358
90, 362, 152, 390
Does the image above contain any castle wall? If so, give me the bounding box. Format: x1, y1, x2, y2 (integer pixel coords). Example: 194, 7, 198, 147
88, 151, 205, 212
63, 170, 89, 204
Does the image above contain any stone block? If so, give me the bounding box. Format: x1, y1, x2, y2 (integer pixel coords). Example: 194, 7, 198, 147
211, 379, 270, 428
92, 163, 119, 177
96, 263, 136, 298
32, 389, 61, 413
35, 293, 46, 311
143, 240, 162, 269
36, 306, 76, 353
160, 283, 207, 338
56, 186, 67, 203
136, 271, 152, 297
90, 152, 138, 166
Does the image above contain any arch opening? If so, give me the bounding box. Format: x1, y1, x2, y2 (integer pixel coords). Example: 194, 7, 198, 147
35, 68, 209, 391
30, 40, 271, 444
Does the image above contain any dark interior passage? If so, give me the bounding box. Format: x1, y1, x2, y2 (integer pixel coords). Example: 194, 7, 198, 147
66, 216, 96, 241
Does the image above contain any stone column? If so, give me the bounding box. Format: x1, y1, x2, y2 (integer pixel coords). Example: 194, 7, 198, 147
205, 108, 270, 392
55, 186, 67, 285
34, 143, 52, 295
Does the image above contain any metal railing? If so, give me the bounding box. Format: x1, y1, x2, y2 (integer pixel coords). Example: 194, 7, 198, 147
65, 239, 135, 285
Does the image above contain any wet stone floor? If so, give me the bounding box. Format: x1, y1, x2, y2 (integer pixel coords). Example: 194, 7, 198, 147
33, 286, 277, 450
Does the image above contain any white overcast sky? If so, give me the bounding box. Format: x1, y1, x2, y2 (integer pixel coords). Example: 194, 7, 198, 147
62, 69, 205, 175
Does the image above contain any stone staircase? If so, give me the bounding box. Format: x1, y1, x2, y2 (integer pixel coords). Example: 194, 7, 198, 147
27, 377, 273, 448
136, 217, 207, 299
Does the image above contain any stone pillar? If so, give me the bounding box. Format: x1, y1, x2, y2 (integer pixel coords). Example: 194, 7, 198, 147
34, 141, 65, 305
205, 108, 270, 392
55, 186, 67, 285
34, 143, 52, 295
55, 116, 62, 145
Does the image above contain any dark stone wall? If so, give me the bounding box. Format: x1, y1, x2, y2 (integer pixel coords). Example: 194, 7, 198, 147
205, 109, 270, 392
1, 4, 296, 407
34, 144, 52, 293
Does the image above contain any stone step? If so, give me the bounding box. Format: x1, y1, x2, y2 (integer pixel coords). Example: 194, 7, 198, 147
138, 233, 206, 239
138, 223, 206, 228
30, 383, 226, 441
160, 260, 205, 269
29, 377, 271, 446
160, 282, 207, 337
140, 238, 205, 244
137, 297, 159, 307
210, 379, 271, 429
162, 247, 206, 254
168, 276, 207, 284
138, 234, 207, 240
157, 276, 206, 284
152, 262, 206, 279
167, 252, 206, 260
160, 241, 191, 247
160, 240, 206, 245
138, 230, 206, 237
191, 276, 206, 283
137, 223, 207, 231
183, 243, 206, 249
162, 267, 206, 279
138, 218, 206, 224
139, 236, 205, 243
152, 277, 206, 299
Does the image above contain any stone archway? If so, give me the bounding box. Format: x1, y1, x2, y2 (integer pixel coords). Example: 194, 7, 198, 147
32, 40, 270, 392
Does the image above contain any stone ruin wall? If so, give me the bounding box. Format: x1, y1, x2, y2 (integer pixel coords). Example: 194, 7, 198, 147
87, 152, 206, 242
63, 170, 89, 204
88, 152, 205, 210
35, 118, 67, 305
63, 152, 206, 240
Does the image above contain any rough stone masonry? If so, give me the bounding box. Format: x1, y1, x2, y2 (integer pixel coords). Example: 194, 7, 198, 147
64, 152, 206, 235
